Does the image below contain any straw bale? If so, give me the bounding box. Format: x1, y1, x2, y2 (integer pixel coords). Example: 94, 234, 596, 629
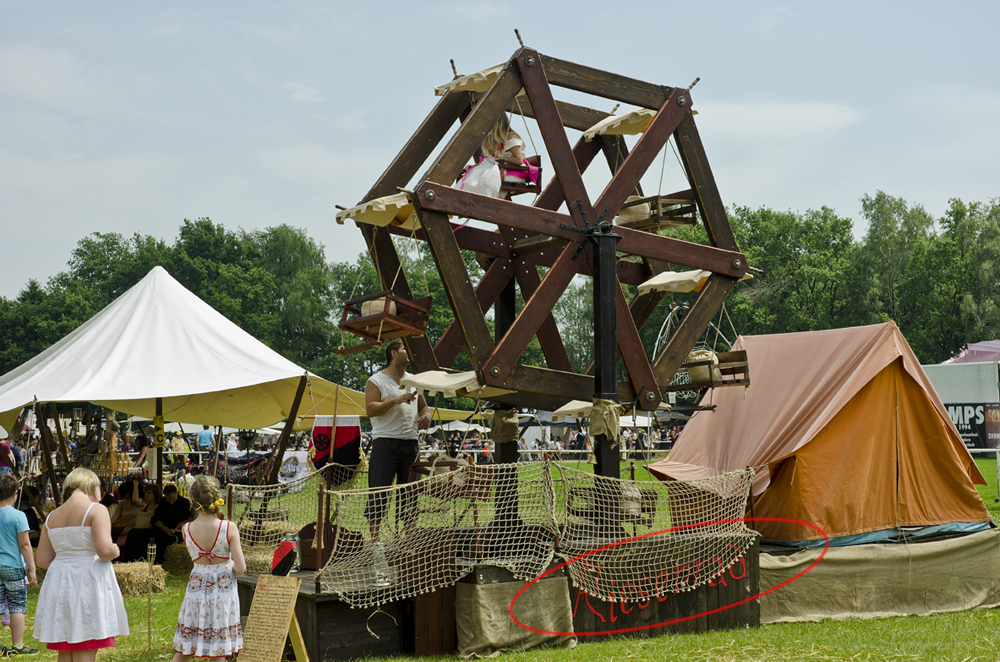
163, 543, 194, 575
115, 561, 166, 597
244, 549, 274, 575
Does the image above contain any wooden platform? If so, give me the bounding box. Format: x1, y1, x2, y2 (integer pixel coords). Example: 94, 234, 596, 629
238, 537, 759, 659
571, 537, 760, 638
237, 571, 456, 661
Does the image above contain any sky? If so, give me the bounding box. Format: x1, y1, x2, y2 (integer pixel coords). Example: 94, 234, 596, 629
2, 1, 998, 300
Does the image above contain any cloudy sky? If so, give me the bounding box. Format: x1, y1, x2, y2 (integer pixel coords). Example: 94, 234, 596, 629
2, 1, 998, 299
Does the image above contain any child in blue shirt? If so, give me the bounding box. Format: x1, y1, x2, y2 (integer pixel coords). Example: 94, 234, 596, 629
0, 473, 37, 655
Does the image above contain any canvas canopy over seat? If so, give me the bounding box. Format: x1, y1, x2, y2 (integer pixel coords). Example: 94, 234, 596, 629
335, 192, 421, 230
582, 108, 655, 141
399, 370, 513, 399
0, 266, 367, 433
649, 322, 991, 546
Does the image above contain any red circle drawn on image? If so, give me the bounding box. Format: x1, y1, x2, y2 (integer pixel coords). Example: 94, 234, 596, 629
509, 517, 829, 636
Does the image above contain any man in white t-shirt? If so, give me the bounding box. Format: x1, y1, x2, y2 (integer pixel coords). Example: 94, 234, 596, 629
364, 339, 431, 543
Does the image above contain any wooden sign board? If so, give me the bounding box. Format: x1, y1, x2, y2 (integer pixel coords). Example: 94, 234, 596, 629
240, 574, 309, 662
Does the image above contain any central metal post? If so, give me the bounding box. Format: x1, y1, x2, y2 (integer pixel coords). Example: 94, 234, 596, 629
589, 222, 621, 479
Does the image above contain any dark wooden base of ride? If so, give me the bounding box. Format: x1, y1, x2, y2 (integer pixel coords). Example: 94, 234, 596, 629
236, 539, 759, 660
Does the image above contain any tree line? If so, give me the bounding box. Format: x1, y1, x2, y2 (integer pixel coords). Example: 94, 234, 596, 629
1, 192, 997, 402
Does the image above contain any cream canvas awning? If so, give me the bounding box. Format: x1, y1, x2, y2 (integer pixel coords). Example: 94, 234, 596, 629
400, 370, 513, 399
335, 192, 420, 231
435, 64, 507, 96
637, 269, 752, 296
582, 108, 656, 142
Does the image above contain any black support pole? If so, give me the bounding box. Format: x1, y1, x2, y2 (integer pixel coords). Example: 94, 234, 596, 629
590, 221, 622, 480
493, 273, 519, 464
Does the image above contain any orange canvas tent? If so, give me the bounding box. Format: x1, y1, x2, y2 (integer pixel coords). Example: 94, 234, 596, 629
649, 322, 991, 545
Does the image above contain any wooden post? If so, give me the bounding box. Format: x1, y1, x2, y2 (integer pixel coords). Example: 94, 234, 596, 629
33, 401, 61, 506
154, 398, 165, 491
267, 375, 309, 485
50, 404, 72, 470
314, 474, 325, 593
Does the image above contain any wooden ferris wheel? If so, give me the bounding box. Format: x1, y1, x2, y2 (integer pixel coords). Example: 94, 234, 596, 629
336, 45, 749, 416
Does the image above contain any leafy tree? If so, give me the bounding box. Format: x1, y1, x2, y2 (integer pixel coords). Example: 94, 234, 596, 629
727, 205, 857, 336
55, 232, 172, 309
0, 279, 97, 375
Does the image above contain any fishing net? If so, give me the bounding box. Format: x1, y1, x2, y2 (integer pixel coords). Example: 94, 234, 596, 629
317, 461, 557, 607
315, 460, 755, 608
555, 465, 756, 602
228, 463, 367, 573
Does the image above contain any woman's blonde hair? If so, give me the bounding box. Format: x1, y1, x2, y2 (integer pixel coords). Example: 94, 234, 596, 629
482, 115, 512, 157
189, 475, 224, 517
62, 467, 101, 500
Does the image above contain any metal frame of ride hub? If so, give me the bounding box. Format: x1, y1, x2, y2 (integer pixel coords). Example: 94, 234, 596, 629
345, 47, 747, 477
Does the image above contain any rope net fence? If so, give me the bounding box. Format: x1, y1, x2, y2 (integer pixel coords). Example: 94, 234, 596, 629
318, 461, 557, 607
555, 465, 756, 601
228, 464, 367, 573
316, 461, 755, 609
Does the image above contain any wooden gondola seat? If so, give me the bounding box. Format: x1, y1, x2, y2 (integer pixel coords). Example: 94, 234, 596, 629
338, 291, 431, 355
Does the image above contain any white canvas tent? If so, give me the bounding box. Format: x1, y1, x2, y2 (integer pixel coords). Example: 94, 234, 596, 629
0, 266, 367, 433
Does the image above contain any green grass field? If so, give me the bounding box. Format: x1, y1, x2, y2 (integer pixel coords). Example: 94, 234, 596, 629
7, 456, 997, 661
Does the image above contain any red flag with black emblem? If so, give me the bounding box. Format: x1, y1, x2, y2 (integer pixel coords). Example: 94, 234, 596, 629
311, 415, 361, 487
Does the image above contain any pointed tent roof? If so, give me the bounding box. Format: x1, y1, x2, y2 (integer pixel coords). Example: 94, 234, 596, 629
649, 322, 989, 544
0, 266, 367, 431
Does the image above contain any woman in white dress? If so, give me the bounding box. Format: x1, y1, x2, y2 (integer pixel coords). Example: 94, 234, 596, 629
34, 468, 129, 661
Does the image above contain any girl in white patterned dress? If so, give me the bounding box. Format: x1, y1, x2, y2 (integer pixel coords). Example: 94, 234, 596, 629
171, 476, 246, 660
457, 115, 537, 198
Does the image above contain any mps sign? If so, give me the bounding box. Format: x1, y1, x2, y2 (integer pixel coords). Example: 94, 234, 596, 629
946, 403, 1000, 448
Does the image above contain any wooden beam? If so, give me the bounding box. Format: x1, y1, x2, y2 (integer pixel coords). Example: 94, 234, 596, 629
508, 96, 612, 133
358, 224, 439, 371
386, 222, 651, 285
34, 401, 61, 506
652, 274, 738, 384
483, 238, 585, 385
497, 364, 640, 404
673, 113, 739, 251
500, 227, 572, 372
518, 49, 596, 232
613, 284, 661, 410
433, 257, 514, 368
539, 55, 672, 110
415, 183, 747, 278
511, 234, 566, 256
268, 375, 309, 485
414, 58, 526, 375
421, 60, 525, 186
418, 211, 497, 373
594, 88, 690, 222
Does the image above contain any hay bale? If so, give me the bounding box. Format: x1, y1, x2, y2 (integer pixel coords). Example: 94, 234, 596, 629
163, 543, 194, 575
114, 561, 166, 597
244, 549, 274, 575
